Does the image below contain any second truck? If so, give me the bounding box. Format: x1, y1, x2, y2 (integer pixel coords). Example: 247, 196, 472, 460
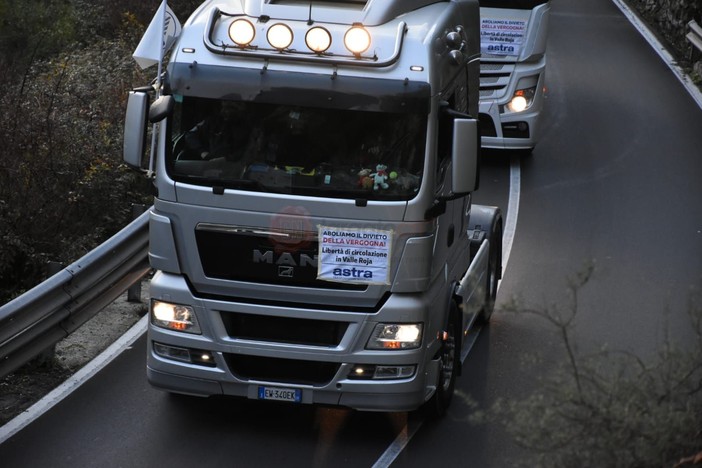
479, 0, 551, 152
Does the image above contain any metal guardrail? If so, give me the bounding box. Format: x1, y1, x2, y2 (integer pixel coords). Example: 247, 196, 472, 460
688, 20, 702, 56
0, 208, 152, 379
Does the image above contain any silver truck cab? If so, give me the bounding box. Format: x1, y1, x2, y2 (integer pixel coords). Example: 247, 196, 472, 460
124, 0, 502, 416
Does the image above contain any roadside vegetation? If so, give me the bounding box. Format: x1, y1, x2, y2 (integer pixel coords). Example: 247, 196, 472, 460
0, 0, 200, 304
466, 266, 702, 467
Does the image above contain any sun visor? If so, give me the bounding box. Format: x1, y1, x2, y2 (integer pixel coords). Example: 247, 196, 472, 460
167, 62, 430, 114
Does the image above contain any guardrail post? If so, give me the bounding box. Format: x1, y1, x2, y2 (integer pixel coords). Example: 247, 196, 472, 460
28, 261, 66, 365
36, 262, 65, 365
46, 261, 64, 279
688, 19, 702, 72
127, 204, 148, 303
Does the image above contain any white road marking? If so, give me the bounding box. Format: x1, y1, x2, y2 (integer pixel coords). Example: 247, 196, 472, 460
0, 316, 148, 445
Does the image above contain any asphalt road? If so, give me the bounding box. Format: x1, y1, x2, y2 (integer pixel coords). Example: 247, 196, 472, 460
1, 0, 701, 466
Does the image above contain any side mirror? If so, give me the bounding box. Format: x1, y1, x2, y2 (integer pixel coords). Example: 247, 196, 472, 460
149, 95, 175, 123
452, 118, 479, 194
123, 91, 150, 171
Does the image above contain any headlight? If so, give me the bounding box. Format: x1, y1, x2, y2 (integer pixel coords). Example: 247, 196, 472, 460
344, 25, 371, 55
151, 300, 201, 334
367, 323, 422, 350
267, 23, 293, 50
506, 87, 536, 113
229, 19, 255, 47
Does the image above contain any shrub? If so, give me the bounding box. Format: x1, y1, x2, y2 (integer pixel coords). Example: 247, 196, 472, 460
469, 267, 702, 467
0, 3, 164, 302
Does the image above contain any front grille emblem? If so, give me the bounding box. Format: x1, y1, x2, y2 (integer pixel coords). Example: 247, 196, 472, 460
278, 266, 294, 278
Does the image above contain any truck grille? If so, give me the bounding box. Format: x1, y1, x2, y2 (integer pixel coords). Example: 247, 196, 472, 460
195, 224, 364, 291
221, 312, 348, 347
480, 59, 516, 100
224, 354, 340, 386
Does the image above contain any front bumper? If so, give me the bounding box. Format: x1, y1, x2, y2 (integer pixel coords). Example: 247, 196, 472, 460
479, 103, 542, 151
146, 272, 441, 412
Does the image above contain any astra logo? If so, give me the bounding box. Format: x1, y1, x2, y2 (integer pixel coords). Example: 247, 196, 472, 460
333, 267, 373, 279
487, 44, 515, 53
253, 249, 317, 267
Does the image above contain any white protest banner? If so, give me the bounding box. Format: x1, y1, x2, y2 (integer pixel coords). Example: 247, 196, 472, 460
317, 227, 393, 285
480, 17, 528, 56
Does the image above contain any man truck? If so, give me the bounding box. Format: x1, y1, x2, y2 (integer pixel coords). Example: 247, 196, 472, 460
124, 0, 503, 417
478, 0, 551, 151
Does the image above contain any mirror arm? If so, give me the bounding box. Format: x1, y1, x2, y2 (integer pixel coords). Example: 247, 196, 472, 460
439, 100, 473, 119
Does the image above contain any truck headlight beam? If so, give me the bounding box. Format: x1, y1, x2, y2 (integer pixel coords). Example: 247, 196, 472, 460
506, 86, 536, 113
151, 300, 202, 334
366, 323, 422, 350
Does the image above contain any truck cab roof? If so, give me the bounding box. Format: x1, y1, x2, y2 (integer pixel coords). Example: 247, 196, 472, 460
241, 0, 450, 26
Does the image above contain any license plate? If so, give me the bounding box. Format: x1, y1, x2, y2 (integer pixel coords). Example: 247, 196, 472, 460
258, 386, 302, 403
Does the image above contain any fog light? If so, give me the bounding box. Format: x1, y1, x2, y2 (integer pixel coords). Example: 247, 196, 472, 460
153, 342, 190, 362
367, 323, 422, 350
374, 365, 415, 379
349, 364, 375, 379
348, 364, 416, 380
153, 342, 216, 367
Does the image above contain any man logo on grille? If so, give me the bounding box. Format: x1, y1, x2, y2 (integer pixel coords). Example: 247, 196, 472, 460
278, 266, 294, 278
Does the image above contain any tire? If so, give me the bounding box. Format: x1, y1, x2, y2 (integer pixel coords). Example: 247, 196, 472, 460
478, 218, 502, 324
423, 301, 460, 419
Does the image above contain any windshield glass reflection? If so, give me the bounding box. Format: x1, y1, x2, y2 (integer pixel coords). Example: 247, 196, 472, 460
168, 97, 427, 200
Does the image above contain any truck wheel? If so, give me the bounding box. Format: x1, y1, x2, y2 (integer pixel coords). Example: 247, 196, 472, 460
423, 301, 460, 418
478, 218, 502, 324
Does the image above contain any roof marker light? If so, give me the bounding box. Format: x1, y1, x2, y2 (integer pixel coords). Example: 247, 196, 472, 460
267, 23, 293, 50
305, 27, 332, 53
229, 19, 255, 47
344, 25, 371, 56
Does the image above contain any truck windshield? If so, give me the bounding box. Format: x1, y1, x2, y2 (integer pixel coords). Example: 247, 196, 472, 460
167, 97, 426, 200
